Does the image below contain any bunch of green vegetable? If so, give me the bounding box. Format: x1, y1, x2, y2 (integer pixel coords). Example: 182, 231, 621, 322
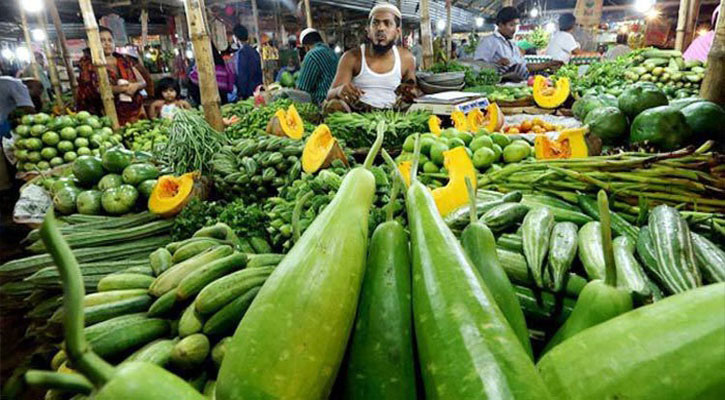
529, 27, 550, 49
464, 68, 501, 87
160, 109, 229, 175
464, 84, 533, 102
210, 135, 303, 204
224, 99, 319, 139
428, 60, 469, 73
622, 49, 705, 99
220, 99, 254, 119
324, 110, 431, 148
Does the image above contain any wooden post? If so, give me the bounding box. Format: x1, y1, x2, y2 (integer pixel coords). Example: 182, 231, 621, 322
275, 0, 285, 48
420, 0, 433, 69
141, 6, 149, 49
445, 0, 452, 58
685, 0, 701, 47
675, 0, 691, 51
19, 6, 41, 81
182, 0, 223, 131
37, 14, 65, 113
304, 0, 313, 28
250, 0, 268, 86
77, 0, 119, 129
700, 0, 725, 104
47, 0, 77, 97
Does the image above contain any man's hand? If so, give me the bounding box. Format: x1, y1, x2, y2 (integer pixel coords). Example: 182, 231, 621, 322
496, 57, 511, 67
338, 82, 365, 103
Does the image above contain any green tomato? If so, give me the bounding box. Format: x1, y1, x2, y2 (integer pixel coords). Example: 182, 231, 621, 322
23, 162, 36, 171
30, 124, 47, 137
74, 137, 90, 148
27, 151, 42, 163
37, 160, 50, 170
15, 125, 30, 137
77, 147, 92, 156
60, 127, 77, 141
25, 138, 43, 151
77, 125, 94, 138
42, 131, 60, 146
63, 151, 78, 163
472, 147, 497, 170
49, 157, 64, 167
89, 134, 103, 148
41, 147, 58, 160
57, 140, 74, 153
15, 149, 28, 161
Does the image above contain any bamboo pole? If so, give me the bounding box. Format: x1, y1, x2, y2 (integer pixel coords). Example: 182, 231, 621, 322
38, 13, 65, 113
304, 0, 313, 28
446, 0, 452, 58
685, 0, 701, 46
182, 0, 223, 131
47, 0, 77, 97
18, 6, 41, 81
700, 0, 725, 104
250, 0, 268, 86
141, 7, 149, 49
420, 0, 433, 69
77, 0, 119, 129
675, 0, 691, 51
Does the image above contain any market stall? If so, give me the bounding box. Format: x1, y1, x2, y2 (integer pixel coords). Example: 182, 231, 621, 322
1, 1, 724, 399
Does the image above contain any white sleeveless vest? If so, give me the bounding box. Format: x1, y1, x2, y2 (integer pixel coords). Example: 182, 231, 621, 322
352, 44, 402, 108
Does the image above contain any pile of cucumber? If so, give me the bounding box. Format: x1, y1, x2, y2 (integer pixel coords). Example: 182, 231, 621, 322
210, 135, 304, 204
624, 49, 705, 99
37, 222, 283, 399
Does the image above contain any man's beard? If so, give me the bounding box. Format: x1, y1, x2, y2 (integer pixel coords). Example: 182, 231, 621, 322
371, 40, 394, 54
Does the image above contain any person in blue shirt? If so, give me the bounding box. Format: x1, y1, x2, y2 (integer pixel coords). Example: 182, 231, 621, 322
474, 7, 561, 81
232, 24, 263, 100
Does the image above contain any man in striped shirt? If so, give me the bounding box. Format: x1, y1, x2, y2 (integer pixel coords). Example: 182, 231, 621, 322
296, 29, 339, 105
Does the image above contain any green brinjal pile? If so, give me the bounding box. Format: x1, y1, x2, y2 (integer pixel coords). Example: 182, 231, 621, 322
210, 135, 303, 204
11, 132, 725, 400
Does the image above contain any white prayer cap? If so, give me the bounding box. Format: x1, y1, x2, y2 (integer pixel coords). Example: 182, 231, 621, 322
369, 2, 402, 20
299, 28, 319, 44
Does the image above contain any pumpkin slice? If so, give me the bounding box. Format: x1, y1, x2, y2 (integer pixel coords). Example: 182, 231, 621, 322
266, 104, 304, 139
301, 124, 348, 174
398, 161, 412, 186
467, 108, 486, 132
533, 76, 570, 109
451, 110, 469, 132
534, 127, 589, 160
148, 172, 200, 217
468, 104, 505, 133
429, 115, 442, 136
431, 147, 477, 216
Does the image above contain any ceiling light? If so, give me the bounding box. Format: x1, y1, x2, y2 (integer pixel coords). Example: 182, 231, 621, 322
22, 0, 44, 13
31, 28, 46, 42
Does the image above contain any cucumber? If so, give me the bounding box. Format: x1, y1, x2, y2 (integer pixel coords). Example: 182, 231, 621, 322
171, 240, 220, 264
497, 233, 523, 253
83, 313, 148, 342
406, 180, 549, 399
648, 205, 701, 293
521, 199, 593, 226
176, 252, 247, 300
88, 318, 169, 358
97, 273, 155, 292
149, 245, 234, 297
170, 333, 210, 370
121, 266, 154, 276
480, 203, 529, 232
546, 222, 578, 292
444, 192, 521, 229
166, 237, 222, 254
522, 207, 555, 288
195, 267, 273, 315
84, 295, 154, 326
612, 236, 651, 298
246, 253, 284, 268
343, 220, 418, 399
636, 226, 665, 282
193, 223, 235, 241
203, 286, 261, 336
179, 303, 205, 338
125, 338, 178, 366
82, 289, 149, 307
249, 237, 272, 254
537, 283, 725, 400
149, 248, 172, 276
211, 337, 232, 368
216, 155, 380, 400
148, 290, 177, 317
691, 232, 725, 283
578, 222, 606, 280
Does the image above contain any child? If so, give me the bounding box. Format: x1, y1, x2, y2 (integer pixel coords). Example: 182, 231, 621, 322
149, 77, 191, 119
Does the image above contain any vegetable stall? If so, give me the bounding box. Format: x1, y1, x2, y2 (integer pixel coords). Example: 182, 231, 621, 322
1, 1, 725, 400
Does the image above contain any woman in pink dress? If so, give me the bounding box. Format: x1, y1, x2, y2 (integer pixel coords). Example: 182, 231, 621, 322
683, 5, 720, 62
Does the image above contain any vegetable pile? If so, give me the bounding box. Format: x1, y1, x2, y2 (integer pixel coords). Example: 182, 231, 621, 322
160, 109, 229, 175
11, 111, 120, 172
224, 99, 319, 139
464, 85, 533, 103
325, 110, 431, 148
120, 118, 171, 153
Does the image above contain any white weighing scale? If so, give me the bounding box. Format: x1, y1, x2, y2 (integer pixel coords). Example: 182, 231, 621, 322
409, 91, 490, 115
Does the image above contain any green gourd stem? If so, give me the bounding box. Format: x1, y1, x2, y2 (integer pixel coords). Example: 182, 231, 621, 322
292, 191, 314, 242
464, 176, 476, 225
410, 134, 422, 184
363, 121, 385, 169
25, 370, 93, 395
39, 212, 115, 387
598, 191, 617, 287
380, 149, 408, 195
386, 177, 401, 222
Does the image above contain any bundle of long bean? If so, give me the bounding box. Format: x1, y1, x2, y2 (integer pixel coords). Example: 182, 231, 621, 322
324, 110, 431, 148
161, 109, 230, 175
479, 141, 725, 217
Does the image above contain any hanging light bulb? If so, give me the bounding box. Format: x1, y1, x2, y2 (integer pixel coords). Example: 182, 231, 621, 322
31, 28, 46, 42
16, 46, 31, 63
436, 19, 446, 32
634, 0, 655, 13
22, 0, 44, 13
185, 49, 194, 59
334, 45, 342, 54
475, 17, 484, 28
530, 7, 539, 18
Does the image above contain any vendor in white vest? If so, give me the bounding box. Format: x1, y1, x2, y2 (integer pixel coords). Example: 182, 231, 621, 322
325, 3, 417, 112
545, 13, 584, 63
